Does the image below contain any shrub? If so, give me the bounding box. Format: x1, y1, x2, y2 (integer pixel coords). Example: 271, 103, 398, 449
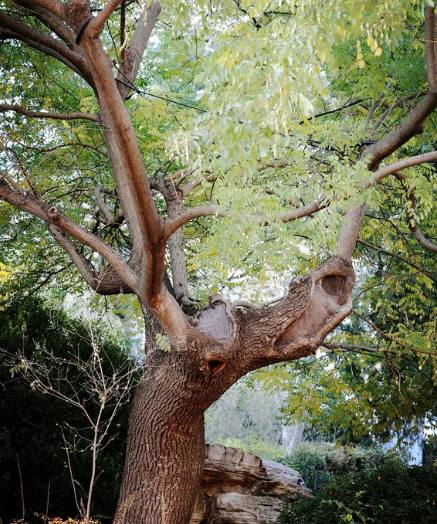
279, 461, 437, 524
282, 442, 386, 492
0, 298, 132, 524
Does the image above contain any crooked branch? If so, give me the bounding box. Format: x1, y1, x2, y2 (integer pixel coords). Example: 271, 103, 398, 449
0, 103, 98, 122
163, 197, 326, 239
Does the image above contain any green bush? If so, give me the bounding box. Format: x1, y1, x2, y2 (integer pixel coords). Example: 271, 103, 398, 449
279, 461, 437, 524
283, 442, 386, 492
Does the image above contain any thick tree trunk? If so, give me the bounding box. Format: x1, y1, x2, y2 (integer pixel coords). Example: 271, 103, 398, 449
115, 352, 207, 524
115, 257, 355, 524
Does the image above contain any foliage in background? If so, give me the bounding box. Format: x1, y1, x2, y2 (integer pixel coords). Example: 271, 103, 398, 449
279, 461, 437, 524
205, 380, 285, 459
0, 297, 130, 524
1, 1, 435, 302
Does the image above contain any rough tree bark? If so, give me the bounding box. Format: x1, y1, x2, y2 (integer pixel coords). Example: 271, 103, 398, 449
0, 2, 436, 523
115, 257, 355, 524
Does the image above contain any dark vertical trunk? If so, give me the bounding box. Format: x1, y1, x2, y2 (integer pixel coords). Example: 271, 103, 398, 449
115, 351, 206, 524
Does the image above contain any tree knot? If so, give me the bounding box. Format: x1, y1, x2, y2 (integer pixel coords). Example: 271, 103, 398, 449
47, 206, 60, 220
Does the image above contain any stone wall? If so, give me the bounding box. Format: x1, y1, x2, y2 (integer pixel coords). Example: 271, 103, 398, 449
190, 444, 311, 523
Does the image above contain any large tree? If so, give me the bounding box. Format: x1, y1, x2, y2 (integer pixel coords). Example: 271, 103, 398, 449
0, 1, 436, 522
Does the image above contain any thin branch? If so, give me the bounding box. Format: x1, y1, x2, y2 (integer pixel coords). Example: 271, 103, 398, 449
0, 178, 139, 292
0, 103, 98, 122
87, 0, 123, 38
49, 225, 100, 290
357, 239, 436, 282
163, 198, 326, 239
300, 97, 363, 123
425, 6, 437, 91
323, 342, 437, 357
372, 150, 437, 184
117, 1, 161, 100
353, 310, 437, 356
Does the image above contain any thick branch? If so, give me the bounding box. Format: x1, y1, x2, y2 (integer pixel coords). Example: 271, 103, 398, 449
365, 9, 436, 170
365, 93, 437, 170
117, 1, 161, 100
0, 11, 93, 85
372, 150, 437, 183
79, 35, 163, 257
165, 196, 190, 303
15, 0, 65, 18
13, 1, 73, 43
233, 257, 355, 372
0, 103, 98, 122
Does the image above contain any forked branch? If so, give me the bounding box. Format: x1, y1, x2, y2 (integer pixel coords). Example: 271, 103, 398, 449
336, 6, 437, 261
87, 0, 123, 38
0, 177, 139, 292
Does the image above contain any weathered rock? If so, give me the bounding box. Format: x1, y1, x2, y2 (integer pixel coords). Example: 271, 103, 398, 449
190, 444, 311, 523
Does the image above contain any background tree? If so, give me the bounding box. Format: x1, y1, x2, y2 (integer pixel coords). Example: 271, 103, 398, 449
0, 1, 436, 522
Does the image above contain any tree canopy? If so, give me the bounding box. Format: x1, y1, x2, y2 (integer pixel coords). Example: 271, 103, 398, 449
0, 2, 436, 521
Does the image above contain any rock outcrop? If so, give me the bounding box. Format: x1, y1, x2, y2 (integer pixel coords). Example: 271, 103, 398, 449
190, 444, 311, 523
